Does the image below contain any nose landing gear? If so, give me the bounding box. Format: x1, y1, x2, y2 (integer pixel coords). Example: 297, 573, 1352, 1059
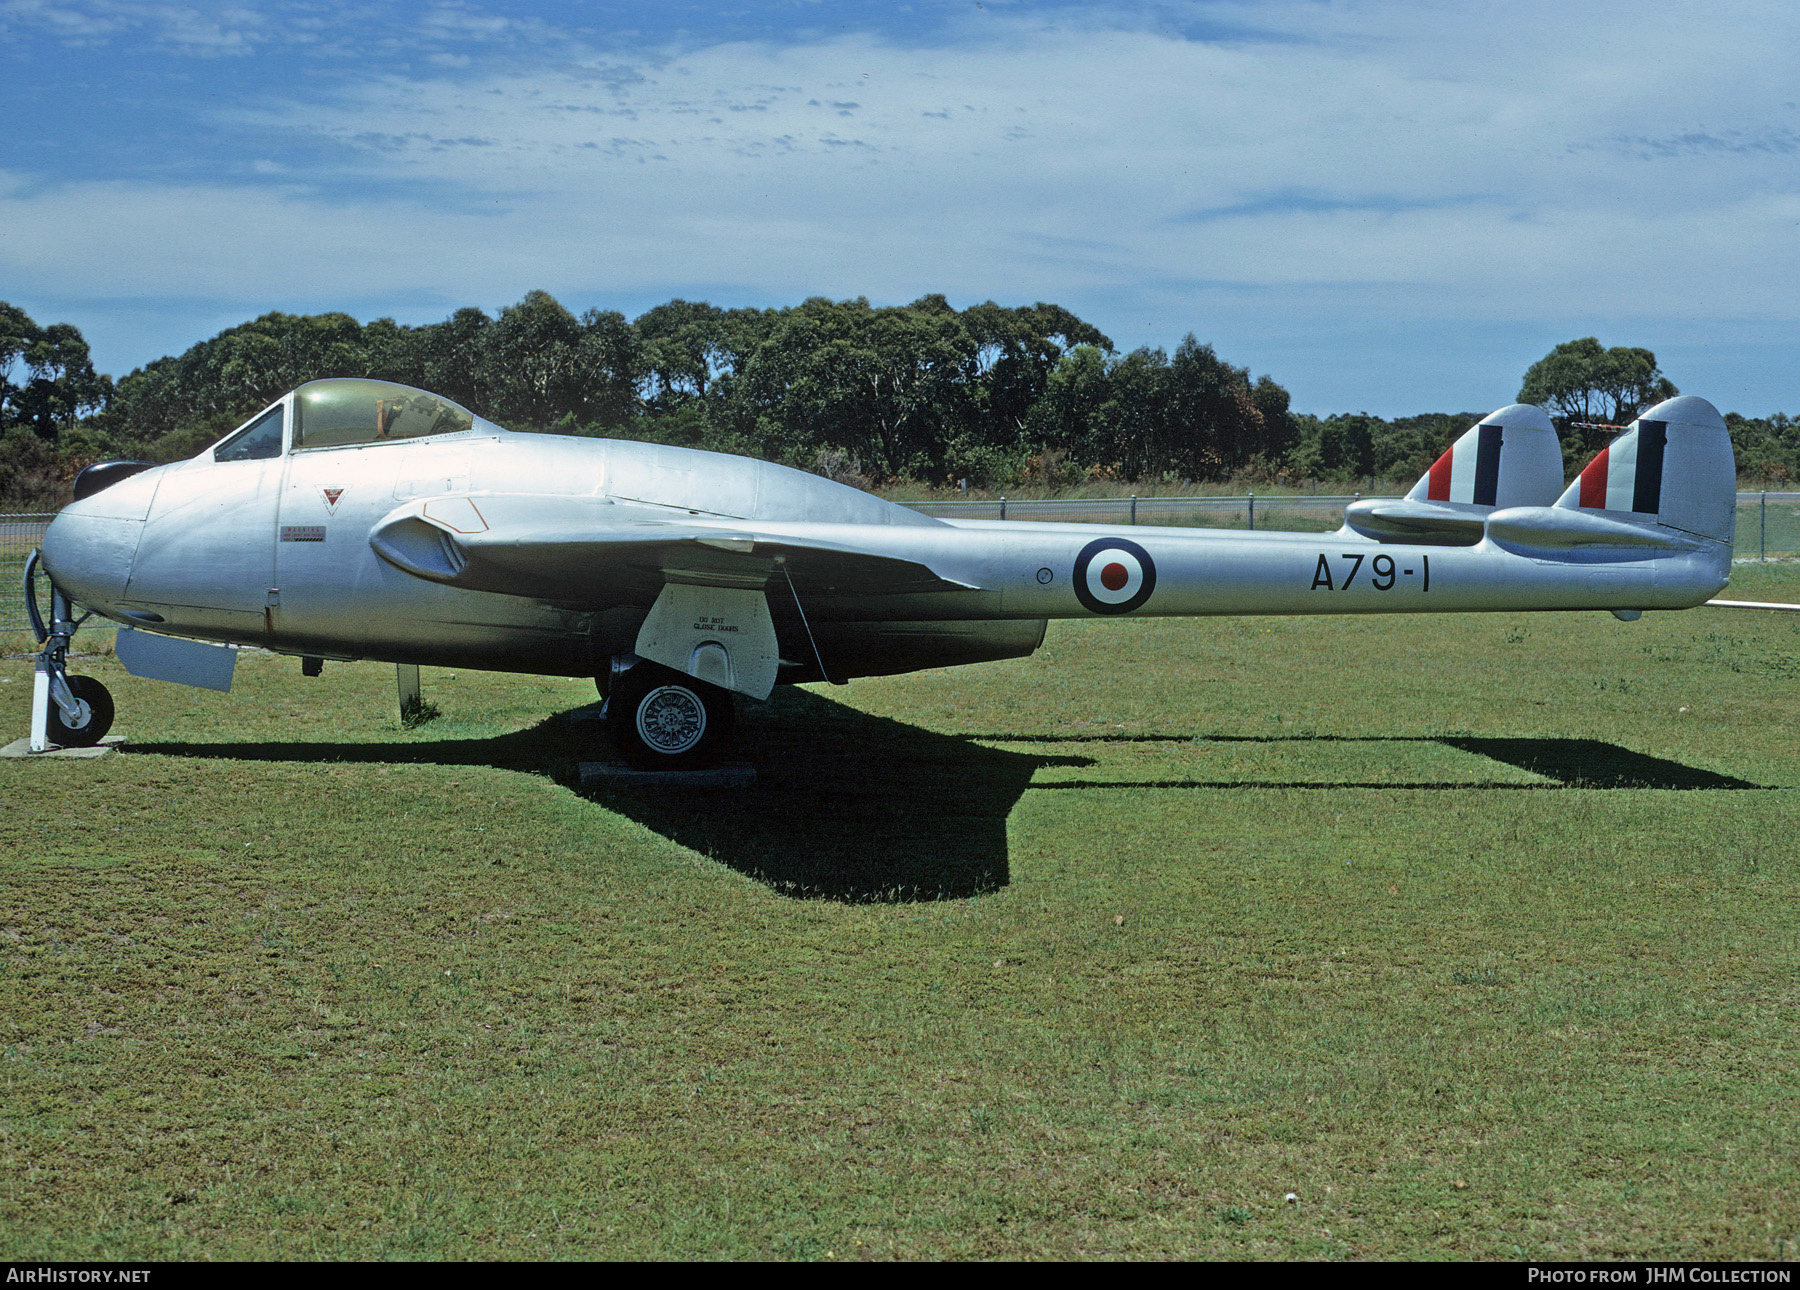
24, 550, 115, 751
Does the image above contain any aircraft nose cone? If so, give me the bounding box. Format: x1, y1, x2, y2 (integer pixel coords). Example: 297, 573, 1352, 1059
40, 495, 145, 611
39, 462, 166, 612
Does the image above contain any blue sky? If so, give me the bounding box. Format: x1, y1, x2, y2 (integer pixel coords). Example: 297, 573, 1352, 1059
4, 0, 1799, 415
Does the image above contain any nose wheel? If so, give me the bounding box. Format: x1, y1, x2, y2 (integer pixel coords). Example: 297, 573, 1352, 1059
44, 675, 115, 747
24, 550, 115, 751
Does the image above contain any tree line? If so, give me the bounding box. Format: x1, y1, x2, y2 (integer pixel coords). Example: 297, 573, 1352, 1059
4, 293, 1790, 508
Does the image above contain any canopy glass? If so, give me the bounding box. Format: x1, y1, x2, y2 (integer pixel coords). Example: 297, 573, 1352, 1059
292, 379, 477, 451
212, 403, 284, 462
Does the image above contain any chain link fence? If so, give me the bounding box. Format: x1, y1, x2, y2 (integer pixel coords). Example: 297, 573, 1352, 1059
908, 492, 1800, 559
906, 493, 1355, 531
0, 514, 53, 634
4, 493, 1796, 631
1736, 492, 1800, 561
907, 492, 1800, 559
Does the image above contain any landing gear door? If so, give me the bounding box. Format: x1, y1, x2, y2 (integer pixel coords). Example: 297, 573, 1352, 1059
634, 583, 781, 701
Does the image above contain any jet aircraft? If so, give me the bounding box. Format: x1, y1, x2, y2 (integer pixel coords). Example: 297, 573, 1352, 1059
31, 379, 1737, 763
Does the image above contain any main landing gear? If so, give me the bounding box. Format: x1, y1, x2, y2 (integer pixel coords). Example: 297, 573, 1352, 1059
23, 550, 115, 751
601, 654, 735, 769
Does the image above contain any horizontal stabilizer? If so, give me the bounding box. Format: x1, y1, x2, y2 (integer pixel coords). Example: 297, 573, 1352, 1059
370, 493, 979, 604
1485, 505, 1694, 552
1341, 498, 1486, 545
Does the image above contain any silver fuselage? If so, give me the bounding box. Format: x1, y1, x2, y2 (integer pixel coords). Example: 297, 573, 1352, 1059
42, 421, 1732, 684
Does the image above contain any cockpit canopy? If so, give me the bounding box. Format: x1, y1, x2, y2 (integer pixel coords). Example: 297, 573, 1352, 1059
293, 379, 476, 450
208, 379, 482, 462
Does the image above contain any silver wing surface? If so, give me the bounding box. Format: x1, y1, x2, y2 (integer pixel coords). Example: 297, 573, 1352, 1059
369, 493, 981, 605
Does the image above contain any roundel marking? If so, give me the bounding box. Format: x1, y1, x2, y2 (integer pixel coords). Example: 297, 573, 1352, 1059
1073, 537, 1156, 614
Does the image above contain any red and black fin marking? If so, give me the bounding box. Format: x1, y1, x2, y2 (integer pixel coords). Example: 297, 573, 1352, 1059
1576, 421, 1667, 514
1424, 424, 1504, 506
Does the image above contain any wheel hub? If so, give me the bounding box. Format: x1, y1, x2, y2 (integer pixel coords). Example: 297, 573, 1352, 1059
635, 685, 707, 755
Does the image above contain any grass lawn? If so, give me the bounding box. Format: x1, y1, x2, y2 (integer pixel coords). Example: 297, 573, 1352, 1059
2, 564, 1798, 1260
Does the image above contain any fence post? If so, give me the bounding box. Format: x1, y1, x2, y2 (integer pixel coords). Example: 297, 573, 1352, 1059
1761, 490, 1767, 562
1130, 495, 1138, 525
999, 495, 1006, 522
1247, 491, 1255, 531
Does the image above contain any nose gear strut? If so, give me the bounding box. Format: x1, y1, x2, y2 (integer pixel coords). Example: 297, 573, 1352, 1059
24, 548, 115, 751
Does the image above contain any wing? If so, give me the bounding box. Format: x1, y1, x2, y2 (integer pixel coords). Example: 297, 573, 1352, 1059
369, 493, 980, 604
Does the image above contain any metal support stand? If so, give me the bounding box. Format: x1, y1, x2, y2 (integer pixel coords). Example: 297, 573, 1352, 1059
30, 655, 50, 753
1130, 495, 1138, 525
396, 664, 421, 720
1247, 491, 1255, 531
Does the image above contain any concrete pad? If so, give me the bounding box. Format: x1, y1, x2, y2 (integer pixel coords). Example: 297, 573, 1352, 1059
1, 734, 127, 759
579, 760, 755, 789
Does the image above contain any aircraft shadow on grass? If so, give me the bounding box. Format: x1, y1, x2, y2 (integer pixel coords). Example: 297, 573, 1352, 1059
133, 695, 1760, 904
965, 732, 1763, 793
131, 688, 1089, 904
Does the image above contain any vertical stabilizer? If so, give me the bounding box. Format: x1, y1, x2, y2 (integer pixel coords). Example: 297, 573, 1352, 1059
1345, 404, 1562, 543
1554, 396, 1736, 543
1407, 404, 1564, 509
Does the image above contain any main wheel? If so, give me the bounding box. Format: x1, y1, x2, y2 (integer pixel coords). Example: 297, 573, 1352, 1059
49, 675, 114, 747
609, 664, 734, 769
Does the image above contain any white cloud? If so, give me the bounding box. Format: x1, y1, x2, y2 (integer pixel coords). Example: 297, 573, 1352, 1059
0, 0, 126, 41
2, 0, 269, 52
6, 0, 1800, 408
